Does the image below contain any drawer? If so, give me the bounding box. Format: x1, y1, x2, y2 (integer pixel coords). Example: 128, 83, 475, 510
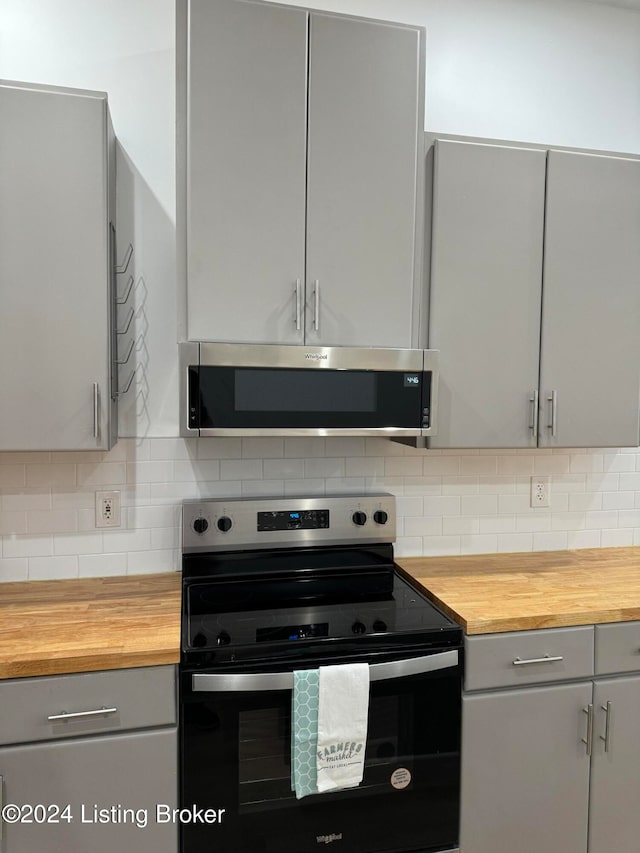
465, 626, 594, 691
0, 665, 176, 746
595, 621, 640, 675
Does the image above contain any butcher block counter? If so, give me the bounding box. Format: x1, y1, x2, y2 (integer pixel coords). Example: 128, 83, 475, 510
398, 546, 640, 635
4, 547, 640, 677
0, 573, 181, 679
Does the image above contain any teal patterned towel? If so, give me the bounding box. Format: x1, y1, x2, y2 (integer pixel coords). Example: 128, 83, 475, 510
291, 669, 320, 799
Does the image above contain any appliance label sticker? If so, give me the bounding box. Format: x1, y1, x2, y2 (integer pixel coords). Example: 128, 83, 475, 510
390, 768, 411, 790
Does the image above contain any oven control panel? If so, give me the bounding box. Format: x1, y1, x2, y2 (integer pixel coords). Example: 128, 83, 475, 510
183, 494, 396, 552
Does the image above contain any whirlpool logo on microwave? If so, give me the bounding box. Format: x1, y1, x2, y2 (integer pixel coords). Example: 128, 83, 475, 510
305, 352, 328, 360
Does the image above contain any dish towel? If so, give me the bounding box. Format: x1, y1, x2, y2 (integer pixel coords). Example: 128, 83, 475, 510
291, 668, 320, 799
316, 663, 370, 793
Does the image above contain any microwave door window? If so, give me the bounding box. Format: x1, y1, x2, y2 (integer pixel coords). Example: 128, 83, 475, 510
195, 367, 423, 429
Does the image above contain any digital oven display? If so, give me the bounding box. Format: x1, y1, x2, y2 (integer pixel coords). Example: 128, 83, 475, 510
257, 509, 330, 532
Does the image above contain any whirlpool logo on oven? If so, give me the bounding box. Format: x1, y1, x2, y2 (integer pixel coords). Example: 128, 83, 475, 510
316, 833, 343, 845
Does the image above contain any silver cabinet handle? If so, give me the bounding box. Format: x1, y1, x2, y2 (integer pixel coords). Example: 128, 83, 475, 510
93, 382, 100, 440
294, 279, 302, 331
512, 654, 564, 666
192, 649, 459, 693
582, 704, 594, 755
313, 280, 320, 331
529, 389, 539, 439
547, 390, 557, 437
600, 701, 612, 752
47, 706, 118, 722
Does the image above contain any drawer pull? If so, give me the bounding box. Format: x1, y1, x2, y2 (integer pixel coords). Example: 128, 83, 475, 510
47, 706, 118, 722
512, 654, 564, 666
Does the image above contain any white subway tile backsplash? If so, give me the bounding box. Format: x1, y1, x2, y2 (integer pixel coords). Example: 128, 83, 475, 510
497, 533, 533, 553
3, 535, 53, 558
27, 510, 77, 535
567, 530, 602, 549
404, 516, 443, 537
26, 464, 75, 488
1, 438, 640, 582
0, 466, 26, 488
28, 555, 78, 580
461, 456, 497, 476
77, 462, 126, 486
602, 529, 634, 547
0, 558, 28, 581
241, 438, 284, 459
79, 553, 127, 578
1, 490, 51, 511
220, 459, 263, 481
0, 512, 27, 535
53, 533, 103, 556
304, 458, 345, 479
461, 495, 498, 516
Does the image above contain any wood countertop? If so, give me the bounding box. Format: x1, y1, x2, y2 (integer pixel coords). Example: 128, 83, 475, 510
398, 547, 640, 635
4, 547, 640, 678
0, 573, 181, 679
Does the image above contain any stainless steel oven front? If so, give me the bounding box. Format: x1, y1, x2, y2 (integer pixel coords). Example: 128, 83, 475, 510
179, 494, 462, 853
180, 646, 461, 853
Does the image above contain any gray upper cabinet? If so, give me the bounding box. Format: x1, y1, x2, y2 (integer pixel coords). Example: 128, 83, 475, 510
185, 0, 424, 348
186, 0, 308, 345
0, 81, 115, 451
427, 137, 640, 448
428, 140, 546, 447
538, 151, 640, 448
305, 13, 422, 347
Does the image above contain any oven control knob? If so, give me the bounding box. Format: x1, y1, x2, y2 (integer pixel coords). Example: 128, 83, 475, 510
217, 516, 233, 533
352, 511, 367, 526
193, 517, 209, 535
373, 510, 389, 525
373, 620, 387, 633
216, 631, 231, 646
352, 621, 366, 635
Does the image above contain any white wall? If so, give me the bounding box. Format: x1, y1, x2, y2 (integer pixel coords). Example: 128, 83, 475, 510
1, 0, 640, 580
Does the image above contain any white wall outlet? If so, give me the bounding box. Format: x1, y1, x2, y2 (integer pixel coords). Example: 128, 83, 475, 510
95, 490, 121, 528
530, 475, 550, 508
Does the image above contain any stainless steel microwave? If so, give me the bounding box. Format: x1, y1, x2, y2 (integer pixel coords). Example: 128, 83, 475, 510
180, 342, 438, 438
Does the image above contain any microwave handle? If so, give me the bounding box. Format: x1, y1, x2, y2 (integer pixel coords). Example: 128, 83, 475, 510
191, 649, 458, 693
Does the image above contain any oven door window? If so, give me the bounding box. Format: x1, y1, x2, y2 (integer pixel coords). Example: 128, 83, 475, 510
180, 656, 461, 853
190, 366, 427, 429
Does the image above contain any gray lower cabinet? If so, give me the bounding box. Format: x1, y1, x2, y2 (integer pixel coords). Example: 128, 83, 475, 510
0, 729, 177, 853
461, 624, 640, 853
460, 682, 592, 853
0, 80, 116, 450
0, 665, 177, 853
428, 137, 640, 448
184, 0, 424, 348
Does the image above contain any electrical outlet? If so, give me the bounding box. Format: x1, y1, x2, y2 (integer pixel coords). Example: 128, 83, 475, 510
95, 490, 121, 528
530, 476, 550, 508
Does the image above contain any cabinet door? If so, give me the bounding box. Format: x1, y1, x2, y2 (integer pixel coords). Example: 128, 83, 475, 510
428, 140, 546, 447
460, 683, 591, 853
589, 676, 640, 853
305, 13, 422, 348
186, 0, 308, 344
0, 728, 177, 853
0, 83, 111, 450
539, 151, 640, 447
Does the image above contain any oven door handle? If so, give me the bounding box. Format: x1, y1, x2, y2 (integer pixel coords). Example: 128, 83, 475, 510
191, 649, 459, 693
